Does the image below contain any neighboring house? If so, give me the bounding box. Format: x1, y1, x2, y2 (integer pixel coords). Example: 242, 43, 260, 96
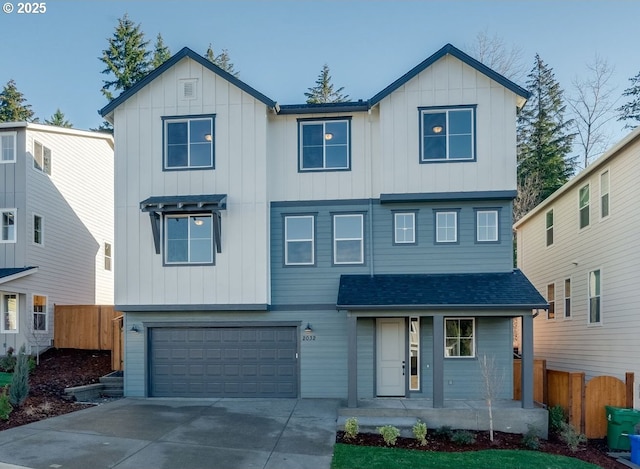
515, 127, 640, 409
100, 44, 546, 407
0, 123, 114, 354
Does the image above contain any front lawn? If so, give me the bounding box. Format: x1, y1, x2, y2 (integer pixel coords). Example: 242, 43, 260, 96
331, 444, 601, 469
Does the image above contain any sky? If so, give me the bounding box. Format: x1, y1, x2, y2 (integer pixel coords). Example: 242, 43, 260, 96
1, 0, 639, 150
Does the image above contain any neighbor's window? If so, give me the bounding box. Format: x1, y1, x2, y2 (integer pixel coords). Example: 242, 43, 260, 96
579, 184, 590, 229
435, 211, 457, 243
33, 214, 43, 245
600, 170, 610, 218
1, 209, 16, 243
33, 140, 52, 175
1, 294, 17, 333
333, 214, 363, 264
547, 283, 555, 320
394, 212, 416, 244
284, 215, 315, 265
299, 119, 350, 171
33, 295, 47, 332
104, 242, 112, 271
409, 317, 420, 391
420, 106, 475, 162
0, 132, 16, 163
165, 214, 213, 264
564, 278, 571, 318
163, 115, 214, 169
476, 210, 498, 242
445, 318, 475, 357
546, 209, 554, 246
588, 270, 601, 324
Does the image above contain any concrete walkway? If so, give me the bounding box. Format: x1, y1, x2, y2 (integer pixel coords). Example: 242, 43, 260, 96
0, 398, 340, 469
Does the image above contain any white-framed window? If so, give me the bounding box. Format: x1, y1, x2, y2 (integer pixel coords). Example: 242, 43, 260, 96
435, 211, 457, 243
33, 214, 43, 245
600, 170, 610, 219
579, 184, 590, 229
394, 212, 416, 244
164, 213, 213, 264
0, 132, 16, 163
445, 318, 475, 358
476, 210, 498, 242
284, 215, 315, 265
1, 209, 16, 243
588, 269, 601, 324
420, 106, 475, 162
409, 317, 420, 391
547, 283, 555, 320
33, 140, 52, 175
163, 115, 214, 170
564, 278, 571, 318
32, 294, 47, 332
333, 214, 364, 264
299, 119, 350, 171
545, 209, 554, 247
104, 242, 112, 271
1, 294, 18, 333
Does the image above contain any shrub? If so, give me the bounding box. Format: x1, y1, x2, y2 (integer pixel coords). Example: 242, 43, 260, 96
412, 419, 428, 445
559, 421, 587, 452
521, 424, 541, 450
433, 425, 453, 439
0, 386, 12, 420
9, 345, 30, 407
344, 417, 359, 440
377, 425, 400, 446
451, 430, 476, 445
548, 404, 566, 435
0, 347, 16, 373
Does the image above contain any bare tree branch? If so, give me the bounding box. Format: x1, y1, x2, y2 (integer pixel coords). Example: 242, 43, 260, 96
467, 29, 526, 83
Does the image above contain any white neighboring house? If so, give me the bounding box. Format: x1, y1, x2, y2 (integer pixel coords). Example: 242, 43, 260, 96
0, 122, 114, 355
514, 126, 640, 409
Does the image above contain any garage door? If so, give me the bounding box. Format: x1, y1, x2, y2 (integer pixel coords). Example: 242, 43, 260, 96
149, 326, 298, 398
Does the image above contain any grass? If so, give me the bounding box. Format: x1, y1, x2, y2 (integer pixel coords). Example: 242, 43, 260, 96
0, 373, 11, 386
331, 444, 601, 469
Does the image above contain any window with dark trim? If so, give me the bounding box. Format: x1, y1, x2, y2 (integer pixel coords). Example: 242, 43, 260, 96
435, 211, 457, 243
284, 215, 315, 265
445, 318, 474, 357
333, 214, 363, 264
165, 214, 214, 264
299, 118, 350, 171
420, 106, 475, 162
476, 209, 498, 242
163, 115, 214, 169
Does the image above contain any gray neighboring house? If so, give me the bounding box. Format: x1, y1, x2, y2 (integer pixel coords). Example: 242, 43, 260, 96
100, 44, 545, 407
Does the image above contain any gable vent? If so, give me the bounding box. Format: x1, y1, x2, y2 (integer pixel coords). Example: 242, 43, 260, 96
179, 79, 198, 100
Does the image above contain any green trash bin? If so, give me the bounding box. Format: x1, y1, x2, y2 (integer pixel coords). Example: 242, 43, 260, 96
605, 406, 640, 451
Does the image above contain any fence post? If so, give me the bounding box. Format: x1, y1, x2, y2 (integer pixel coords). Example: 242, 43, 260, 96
626, 372, 635, 409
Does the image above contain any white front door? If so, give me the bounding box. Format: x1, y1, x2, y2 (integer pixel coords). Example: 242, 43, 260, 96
376, 318, 406, 396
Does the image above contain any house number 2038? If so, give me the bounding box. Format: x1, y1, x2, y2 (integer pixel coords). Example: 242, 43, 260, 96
302, 335, 316, 341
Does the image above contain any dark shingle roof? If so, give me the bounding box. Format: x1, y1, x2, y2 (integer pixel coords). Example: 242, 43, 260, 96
337, 270, 547, 310
0, 267, 38, 281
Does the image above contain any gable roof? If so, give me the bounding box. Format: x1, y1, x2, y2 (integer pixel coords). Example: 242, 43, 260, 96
0, 267, 38, 285
99, 47, 277, 119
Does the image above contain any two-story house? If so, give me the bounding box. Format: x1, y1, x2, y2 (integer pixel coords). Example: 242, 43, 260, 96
0, 122, 114, 354
100, 44, 546, 408
515, 126, 640, 409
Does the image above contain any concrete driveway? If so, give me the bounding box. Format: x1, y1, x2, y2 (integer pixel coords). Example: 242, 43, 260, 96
0, 398, 340, 469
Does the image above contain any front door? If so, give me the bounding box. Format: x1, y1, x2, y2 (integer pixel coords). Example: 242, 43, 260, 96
376, 318, 406, 396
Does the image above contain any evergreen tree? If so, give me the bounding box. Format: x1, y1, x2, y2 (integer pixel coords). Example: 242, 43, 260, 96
152, 33, 171, 69
45, 108, 72, 128
0, 79, 36, 122
205, 43, 239, 77
616, 70, 640, 129
305, 64, 349, 104
517, 55, 576, 206
8, 345, 30, 407
100, 13, 151, 101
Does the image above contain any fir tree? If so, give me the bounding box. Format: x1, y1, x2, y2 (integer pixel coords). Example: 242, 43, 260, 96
305, 64, 349, 104
616, 70, 640, 129
517, 55, 576, 206
0, 79, 36, 122
205, 43, 239, 77
100, 13, 151, 101
152, 33, 171, 69
45, 108, 72, 128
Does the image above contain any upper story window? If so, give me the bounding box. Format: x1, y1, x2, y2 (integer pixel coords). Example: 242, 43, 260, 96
33, 214, 43, 245
579, 184, 590, 229
476, 209, 498, 242
0, 132, 16, 163
600, 170, 610, 218
445, 318, 475, 358
545, 209, 554, 246
165, 213, 213, 265
1, 294, 17, 333
394, 212, 416, 244
1, 209, 16, 243
588, 269, 601, 324
33, 141, 52, 175
163, 115, 215, 170
299, 118, 350, 171
547, 283, 555, 319
333, 214, 364, 264
104, 242, 112, 271
420, 106, 475, 162
435, 210, 457, 243
284, 215, 315, 266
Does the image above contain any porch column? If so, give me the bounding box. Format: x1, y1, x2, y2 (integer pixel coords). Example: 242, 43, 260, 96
347, 313, 358, 408
521, 314, 534, 409
432, 315, 444, 408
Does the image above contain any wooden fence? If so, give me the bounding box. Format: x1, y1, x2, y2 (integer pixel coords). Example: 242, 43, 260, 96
514, 359, 634, 438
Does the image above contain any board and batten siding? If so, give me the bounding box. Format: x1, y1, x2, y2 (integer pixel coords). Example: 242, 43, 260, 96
0, 129, 27, 268
516, 135, 640, 407
113, 57, 270, 306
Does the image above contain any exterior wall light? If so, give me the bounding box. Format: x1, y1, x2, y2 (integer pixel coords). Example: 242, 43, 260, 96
304, 323, 313, 334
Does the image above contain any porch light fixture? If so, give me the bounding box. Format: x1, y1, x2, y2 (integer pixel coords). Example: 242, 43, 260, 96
130, 324, 140, 333
432, 125, 443, 134
304, 323, 313, 334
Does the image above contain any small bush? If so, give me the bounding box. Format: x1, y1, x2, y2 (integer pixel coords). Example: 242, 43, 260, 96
377, 425, 400, 446
0, 347, 16, 373
0, 386, 12, 420
412, 419, 428, 445
433, 425, 453, 439
344, 417, 359, 440
9, 345, 30, 407
28, 355, 36, 372
521, 424, 541, 450
451, 430, 476, 445
559, 421, 586, 452
548, 404, 566, 435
